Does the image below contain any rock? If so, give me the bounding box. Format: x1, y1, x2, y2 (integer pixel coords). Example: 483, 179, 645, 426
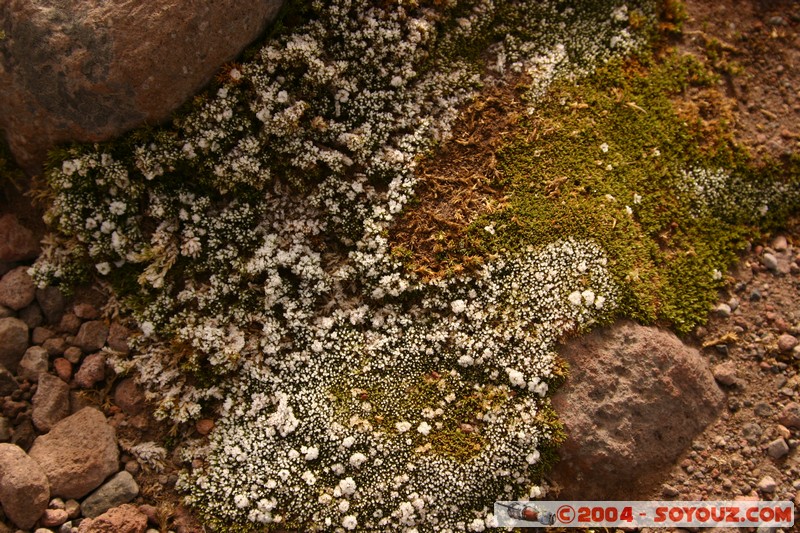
754, 401, 773, 417
18, 345, 49, 381
28, 407, 119, 499
58, 313, 81, 335
772, 235, 788, 251
757, 475, 777, 493
762, 253, 779, 271
63, 346, 83, 364
0, 443, 50, 529
53, 358, 73, 382
113, 379, 145, 416
0, 266, 36, 311
77, 503, 147, 533
0, 317, 29, 369
0, 417, 11, 442
41, 508, 69, 527
195, 418, 214, 436
0, 214, 39, 262
19, 302, 44, 329
662, 484, 680, 497
766, 438, 789, 459
107, 323, 131, 354
73, 304, 100, 321
777, 334, 799, 352
74, 353, 106, 388
74, 321, 109, 353
36, 287, 66, 325
80, 472, 139, 518
0, 364, 18, 396
0, 0, 285, 174
32, 373, 70, 432
742, 422, 763, 445
550, 320, 724, 499
10, 418, 36, 451
712, 361, 739, 386
65, 498, 81, 519
0, 305, 13, 318
779, 402, 800, 428
714, 303, 731, 318
42, 336, 68, 356
32, 326, 55, 344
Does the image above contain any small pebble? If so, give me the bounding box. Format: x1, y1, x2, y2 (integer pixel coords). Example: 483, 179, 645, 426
772, 235, 788, 251
762, 253, 779, 271
754, 402, 772, 417
715, 303, 731, 318
766, 438, 789, 459
778, 334, 799, 352
757, 475, 777, 493
750, 289, 762, 302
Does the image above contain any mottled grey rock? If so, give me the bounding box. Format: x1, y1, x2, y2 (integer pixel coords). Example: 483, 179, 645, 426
766, 438, 789, 459
28, 407, 119, 499
1, 0, 285, 174
81, 472, 139, 518
32, 373, 70, 432
550, 320, 724, 499
74, 321, 109, 353
0, 317, 29, 369
18, 345, 49, 381
0, 443, 50, 529
0, 266, 36, 311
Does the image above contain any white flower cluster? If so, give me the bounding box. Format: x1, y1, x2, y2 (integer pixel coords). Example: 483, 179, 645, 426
33, 0, 652, 529
180, 239, 616, 531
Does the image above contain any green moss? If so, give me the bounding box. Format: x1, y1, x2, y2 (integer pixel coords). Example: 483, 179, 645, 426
417, 52, 799, 334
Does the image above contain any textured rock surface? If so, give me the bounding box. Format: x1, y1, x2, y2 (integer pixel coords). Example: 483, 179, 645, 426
0, 0, 285, 174
0, 317, 29, 369
550, 320, 724, 499
74, 352, 106, 388
0, 214, 39, 262
28, 407, 119, 499
77, 504, 148, 533
74, 320, 109, 353
32, 373, 71, 432
80, 471, 139, 518
17, 345, 49, 381
0, 443, 50, 529
0, 266, 35, 311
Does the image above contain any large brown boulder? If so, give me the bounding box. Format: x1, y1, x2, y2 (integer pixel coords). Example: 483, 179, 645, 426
28, 407, 119, 499
0, 0, 284, 174
0, 443, 50, 529
549, 320, 724, 499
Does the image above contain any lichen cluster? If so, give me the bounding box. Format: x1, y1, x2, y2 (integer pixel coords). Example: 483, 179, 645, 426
32, 0, 799, 530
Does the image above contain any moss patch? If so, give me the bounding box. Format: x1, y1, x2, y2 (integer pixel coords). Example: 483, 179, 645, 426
391, 51, 800, 334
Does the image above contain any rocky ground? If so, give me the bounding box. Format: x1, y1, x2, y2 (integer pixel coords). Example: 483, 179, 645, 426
647, 227, 800, 509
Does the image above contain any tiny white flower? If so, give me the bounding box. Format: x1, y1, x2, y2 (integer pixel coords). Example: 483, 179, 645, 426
599, 142, 609, 153
417, 421, 431, 436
